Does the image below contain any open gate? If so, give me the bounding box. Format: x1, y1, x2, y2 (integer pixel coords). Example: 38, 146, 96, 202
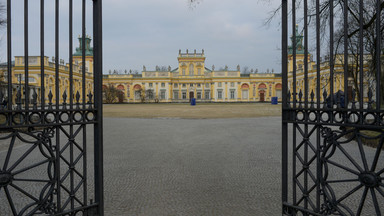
0, 0, 103, 215
282, 0, 383, 215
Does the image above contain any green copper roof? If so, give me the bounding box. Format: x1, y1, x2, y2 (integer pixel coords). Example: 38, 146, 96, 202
73, 36, 94, 56
288, 25, 305, 55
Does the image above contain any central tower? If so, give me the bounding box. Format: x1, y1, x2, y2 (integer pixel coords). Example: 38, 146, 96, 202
177, 49, 205, 76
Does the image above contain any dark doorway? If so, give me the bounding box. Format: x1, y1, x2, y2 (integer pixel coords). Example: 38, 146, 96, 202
259, 91, 265, 102
189, 92, 194, 102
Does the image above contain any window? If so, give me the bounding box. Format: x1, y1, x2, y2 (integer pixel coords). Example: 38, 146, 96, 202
182, 92, 187, 99
182, 68, 186, 75
182, 83, 186, 88
189, 64, 194, 75
269, 86, 272, 96
197, 83, 201, 87
218, 82, 222, 87
160, 90, 166, 99
173, 91, 179, 99
205, 90, 210, 99
231, 82, 234, 87
174, 83, 178, 88
198, 68, 201, 75
242, 90, 248, 99
149, 83, 153, 87
205, 83, 209, 88
230, 90, 235, 99
197, 92, 202, 99
218, 90, 223, 99
161, 83, 165, 87
135, 91, 141, 100
147, 90, 154, 99
190, 83, 193, 87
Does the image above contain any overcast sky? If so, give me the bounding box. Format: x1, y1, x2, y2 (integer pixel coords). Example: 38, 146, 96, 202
1, 0, 283, 74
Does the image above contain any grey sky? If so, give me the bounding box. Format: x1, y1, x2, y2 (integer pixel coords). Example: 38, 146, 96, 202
1, 0, 283, 74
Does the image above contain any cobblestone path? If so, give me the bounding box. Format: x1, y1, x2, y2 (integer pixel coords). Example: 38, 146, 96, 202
103, 117, 282, 215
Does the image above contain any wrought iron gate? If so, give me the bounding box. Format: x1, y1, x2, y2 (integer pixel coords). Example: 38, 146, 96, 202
282, 0, 383, 215
0, 0, 103, 215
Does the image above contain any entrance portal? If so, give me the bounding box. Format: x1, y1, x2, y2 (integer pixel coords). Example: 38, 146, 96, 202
189, 92, 194, 102
259, 91, 265, 102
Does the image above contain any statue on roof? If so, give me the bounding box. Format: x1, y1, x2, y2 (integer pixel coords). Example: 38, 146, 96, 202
202, 49, 204, 54
143, 65, 146, 71
212, 65, 215, 71
225, 65, 228, 71
237, 65, 240, 71
168, 66, 171, 71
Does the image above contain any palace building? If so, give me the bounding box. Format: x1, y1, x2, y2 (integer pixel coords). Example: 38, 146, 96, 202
0, 36, 94, 105
1, 26, 376, 106
102, 50, 283, 103
287, 25, 377, 103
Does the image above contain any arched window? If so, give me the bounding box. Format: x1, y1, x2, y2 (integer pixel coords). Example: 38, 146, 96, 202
189, 64, 194, 75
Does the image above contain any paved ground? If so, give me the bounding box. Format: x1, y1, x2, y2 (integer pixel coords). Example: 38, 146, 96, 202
103, 117, 282, 215
1, 114, 382, 215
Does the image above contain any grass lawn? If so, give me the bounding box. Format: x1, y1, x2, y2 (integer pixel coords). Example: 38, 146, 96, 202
103, 103, 282, 119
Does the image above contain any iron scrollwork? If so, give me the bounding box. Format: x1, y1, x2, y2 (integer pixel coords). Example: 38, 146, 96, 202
0, 127, 57, 215
320, 126, 384, 215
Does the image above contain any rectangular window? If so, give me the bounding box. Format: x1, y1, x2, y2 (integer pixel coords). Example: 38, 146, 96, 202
182, 69, 186, 75
182, 92, 187, 99
197, 83, 201, 87
135, 91, 141, 100
174, 83, 178, 88
190, 83, 193, 87
231, 82, 234, 87
230, 90, 235, 99
197, 92, 202, 99
269, 86, 272, 96
149, 83, 153, 87
160, 91, 166, 99
198, 68, 201, 75
161, 83, 165, 87
205, 83, 209, 88
218, 90, 223, 99
205, 90, 210, 99
242, 90, 248, 99
218, 82, 222, 87
173, 91, 179, 99
147, 90, 154, 99
182, 83, 186, 88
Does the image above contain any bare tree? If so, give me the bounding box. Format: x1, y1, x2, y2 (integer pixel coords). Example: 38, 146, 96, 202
242, 66, 251, 74
268, 1, 384, 103
158, 66, 169, 72
102, 85, 122, 103
0, 2, 5, 28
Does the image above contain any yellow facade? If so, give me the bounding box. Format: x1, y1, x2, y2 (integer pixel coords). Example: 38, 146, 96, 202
103, 49, 283, 103
0, 37, 94, 105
